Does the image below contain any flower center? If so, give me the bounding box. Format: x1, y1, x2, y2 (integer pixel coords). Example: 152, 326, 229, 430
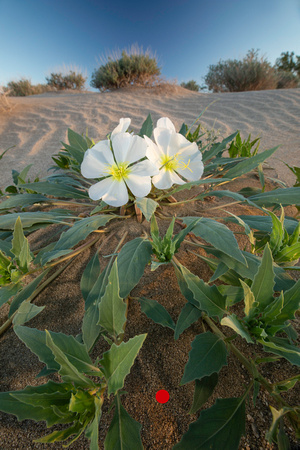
160, 154, 193, 173
108, 162, 130, 181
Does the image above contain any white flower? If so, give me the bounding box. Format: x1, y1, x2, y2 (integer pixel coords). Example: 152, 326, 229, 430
144, 117, 204, 189
81, 119, 158, 207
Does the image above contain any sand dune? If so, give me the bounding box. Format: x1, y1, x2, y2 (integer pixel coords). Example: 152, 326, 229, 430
0, 87, 299, 189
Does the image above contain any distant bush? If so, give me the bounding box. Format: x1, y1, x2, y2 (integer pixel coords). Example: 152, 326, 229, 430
275, 51, 300, 77
46, 71, 87, 90
204, 49, 278, 92
275, 70, 299, 89
5, 79, 53, 97
180, 80, 201, 92
91, 46, 161, 91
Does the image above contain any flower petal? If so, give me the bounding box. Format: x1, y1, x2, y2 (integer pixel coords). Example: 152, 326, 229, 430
88, 177, 128, 207
176, 156, 204, 181
144, 136, 164, 167
111, 118, 131, 136
156, 117, 176, 132
81, 141, 114, 178
126, 174, 152, 198
130, 160, 159, 177
153, 127, 173, 155
152, 168, 185, 189
112, 133, 147, 165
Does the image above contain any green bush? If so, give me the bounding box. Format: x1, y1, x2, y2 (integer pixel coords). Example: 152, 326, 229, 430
275, 51, 300, 77
91, 48, 161, 91
204, 49, 277, 93
46, 71, 87, 90
5, 79, 52, 97
275, 70, 299, 89
180, 80, 201, 92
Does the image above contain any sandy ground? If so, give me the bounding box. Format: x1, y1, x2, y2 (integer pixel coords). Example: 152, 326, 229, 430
0, 87, 299, 449
0, 86, 300, 189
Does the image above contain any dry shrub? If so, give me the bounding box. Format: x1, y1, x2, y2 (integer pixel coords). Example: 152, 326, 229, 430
204, 49, 278, 92
5, 79, 54, 97
91, 44, 161, 91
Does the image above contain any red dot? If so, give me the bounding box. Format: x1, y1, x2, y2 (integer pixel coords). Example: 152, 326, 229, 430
156, 389, 170, 404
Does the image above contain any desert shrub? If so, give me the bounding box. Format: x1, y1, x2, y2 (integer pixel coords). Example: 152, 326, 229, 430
46, 71, 87, 90
275, 51, 300, 77
5, 79, 52, 97
204, 49, 277, 92
275, 70, 299, 89
91, 46, 161, 91
180, 80, 201, 91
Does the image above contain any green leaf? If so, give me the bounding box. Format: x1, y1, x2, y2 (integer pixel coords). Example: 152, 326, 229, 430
20, 181, 89, 199
275, 242, 300, 264
85, 396, 102, 450
11, 216, 32, 270
12, 302, 45, 326
224, 146, 279, 179
82, 302, 102, 352
189, 373, 219, 414
251, 244, 275, 308
180, 332, 228, 385
221, 314, 254, 343
117, 237, 152, 298
179, 264, 227, 320
249, 187, 300, 207
100, 334, 147, 396
225, 214, 298, 235
45, 331, 94, 388
0, 210, 75, 230
0, 193, 49, 211
199, 245, 294, 292
174, 397, 245, 450
270, 278, 300, 325
173, 218, 200, 253
174, 303, 202, 340
35, 421, 84, 444
217, 285, 244, 307
98, 260, 126, 337
267, 209, 284, 255
139, 113, 153, 138
80, 252, 101, 302
0, 283, 21, 307
273, 374, 300, 394
104, 395, 143, 450
41, 215, 115, 264
202, 131, 238, 162
266, 406, 295, 444
261, 337, 300, 366
183, 217, 246, 266
9, 270, 49, 316
137, 297, 175, 330
0, 381, 72, 426
14, 326, 98, 377
240, 279, 256, 318
134, 197, 158, 221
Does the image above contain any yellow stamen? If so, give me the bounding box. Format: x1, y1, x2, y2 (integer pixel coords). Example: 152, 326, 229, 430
106, 162, 130, 181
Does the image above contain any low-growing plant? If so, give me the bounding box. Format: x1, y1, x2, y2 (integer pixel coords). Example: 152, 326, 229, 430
91, 46, 161, 91
0, 111, 299, 448
228, 131, 260, 158
180, 80, 202, 92
5, 78, 53, 97
204, 49, 277, 92
46, 71, 87, 90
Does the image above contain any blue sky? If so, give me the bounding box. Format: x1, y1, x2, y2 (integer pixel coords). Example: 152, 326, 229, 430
1, 0, 300, 90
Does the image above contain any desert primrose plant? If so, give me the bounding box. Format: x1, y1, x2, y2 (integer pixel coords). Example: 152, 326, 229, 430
0, 112, 299, 448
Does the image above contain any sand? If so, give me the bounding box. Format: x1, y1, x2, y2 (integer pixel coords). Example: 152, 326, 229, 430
0, 86, 300, 190
0, 87, 299, 449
